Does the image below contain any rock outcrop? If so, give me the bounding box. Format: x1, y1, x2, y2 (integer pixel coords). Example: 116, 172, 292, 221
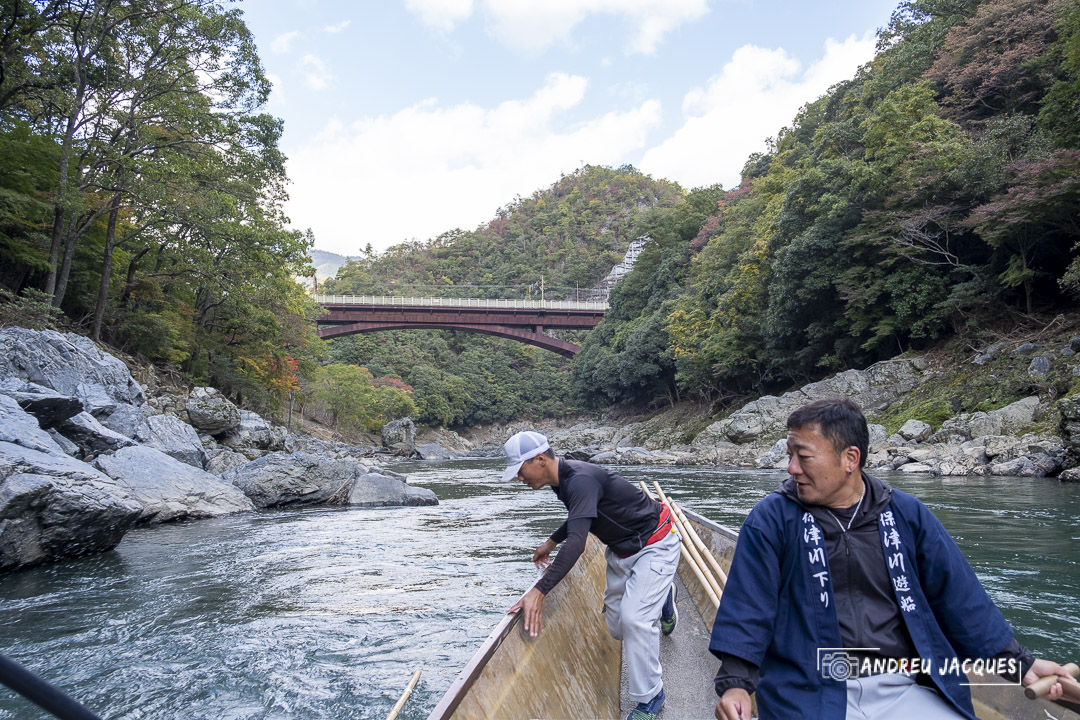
348, 472, 438, 506
381, 417, 416, 455
133, 414, 207, 468
93, 446, 254, 523
0, 397, 143, 570
184, 387, 241, 435
694, 358, 926, 448
0, 327, 439, 573
221, 451, 436, 508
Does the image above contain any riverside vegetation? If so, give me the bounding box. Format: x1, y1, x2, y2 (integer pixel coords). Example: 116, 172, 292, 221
3, 0, 1080, 575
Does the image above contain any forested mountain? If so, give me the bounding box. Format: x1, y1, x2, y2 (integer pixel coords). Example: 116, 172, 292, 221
3, 0, 1078, 435
322, 165, 683, 300
576, 0, 1080, 410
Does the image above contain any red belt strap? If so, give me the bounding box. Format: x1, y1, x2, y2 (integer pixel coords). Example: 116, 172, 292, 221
645, 503, 673, 547
618, 503, 674, 558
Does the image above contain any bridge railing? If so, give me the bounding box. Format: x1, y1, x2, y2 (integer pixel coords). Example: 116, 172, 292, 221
313, 294, 609, 311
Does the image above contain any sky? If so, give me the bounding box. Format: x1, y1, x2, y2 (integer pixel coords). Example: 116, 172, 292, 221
239, 0, 901, 257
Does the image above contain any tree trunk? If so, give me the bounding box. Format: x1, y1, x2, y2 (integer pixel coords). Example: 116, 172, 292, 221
51, 213, 78, 307
92, 190, 123, 340
119, 246, 150, 309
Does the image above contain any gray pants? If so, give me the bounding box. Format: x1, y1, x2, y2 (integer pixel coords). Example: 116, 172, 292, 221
603, 529, 681, 703
846, 673, 965, 719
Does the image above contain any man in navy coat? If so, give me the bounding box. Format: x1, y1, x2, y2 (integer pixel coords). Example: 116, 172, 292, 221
711, 398, 1070, 720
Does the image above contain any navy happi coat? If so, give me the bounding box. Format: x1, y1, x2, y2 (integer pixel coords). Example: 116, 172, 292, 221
709, 481, 1015, 719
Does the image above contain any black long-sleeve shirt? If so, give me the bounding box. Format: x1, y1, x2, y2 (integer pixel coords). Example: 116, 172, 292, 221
535, 459, 661, 595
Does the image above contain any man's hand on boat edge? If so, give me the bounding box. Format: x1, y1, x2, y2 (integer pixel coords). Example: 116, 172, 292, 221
509, 588, 545, 638
508, 539, 556, 638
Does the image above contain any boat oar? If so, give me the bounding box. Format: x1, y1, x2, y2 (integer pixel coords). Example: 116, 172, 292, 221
1025, 662, 1080, 701
385, 669, 422, 720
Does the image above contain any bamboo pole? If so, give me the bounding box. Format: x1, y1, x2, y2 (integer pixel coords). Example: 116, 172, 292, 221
639, 482, 720, 607
385, 669, 422, 720
680, 541, 721, 610
670, 501, 728, 588
1025, 662, 1080, 701
652, 482, 725, 602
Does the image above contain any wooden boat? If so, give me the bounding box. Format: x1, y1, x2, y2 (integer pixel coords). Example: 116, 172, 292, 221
427, 506, 1080, 720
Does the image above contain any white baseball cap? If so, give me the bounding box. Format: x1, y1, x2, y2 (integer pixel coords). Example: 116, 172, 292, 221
501, 431, 551, 482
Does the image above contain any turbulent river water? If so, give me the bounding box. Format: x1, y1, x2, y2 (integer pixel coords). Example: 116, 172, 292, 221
1, 460, 1078, 720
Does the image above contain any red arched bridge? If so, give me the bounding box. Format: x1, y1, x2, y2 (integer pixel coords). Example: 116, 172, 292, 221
314, 295, 607, 357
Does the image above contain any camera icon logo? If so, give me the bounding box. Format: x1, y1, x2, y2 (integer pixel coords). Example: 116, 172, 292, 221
817, 648, 876, 682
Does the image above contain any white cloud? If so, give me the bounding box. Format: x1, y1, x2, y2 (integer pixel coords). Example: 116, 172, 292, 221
284, 73, 661, 255
403, 0, 708, 53
300, 54, 332, 91
323, 19, 351, 33
640, 32, 877, 189
266, 72, 285, 105
405, 0, 475, 32
271, 30, 301, 54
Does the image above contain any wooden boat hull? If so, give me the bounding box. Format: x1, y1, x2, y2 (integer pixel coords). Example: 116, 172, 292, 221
429, 507, 1078, 720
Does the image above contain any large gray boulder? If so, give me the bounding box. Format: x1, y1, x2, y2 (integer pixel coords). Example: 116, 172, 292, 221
184, 387, 240, 435
868, 424, 889, 453
988, 396, 1040, 434
222, 451, 368, 508
0, 441, 142, 571
134, 414, 207, 469
0, 328, 145, 413
756, 438, 789, 469
934, 411, 1003, 442
381, 417, 416, 454
898, 419, 933, 443
55, 411, 136, 456
348, 472, 438, 506
220, 410, 285, 452
0, 379, 83, 428
414, 443, 456, 460
204, 448, 251, 475
93, 445, 254, 523
0, 394, 67, 456
98, 403, 152, 439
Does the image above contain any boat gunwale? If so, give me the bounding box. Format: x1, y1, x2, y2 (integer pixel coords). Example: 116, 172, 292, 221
425, 605, 523, 720
425, 503, 1080, 720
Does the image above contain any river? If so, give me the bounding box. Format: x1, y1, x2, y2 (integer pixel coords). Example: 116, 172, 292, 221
1, 460, 1078, 720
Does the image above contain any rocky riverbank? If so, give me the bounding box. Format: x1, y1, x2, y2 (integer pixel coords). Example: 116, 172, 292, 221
458, 343, 1080, 483
6, 324, 1080, 572
0, 327, 436, 572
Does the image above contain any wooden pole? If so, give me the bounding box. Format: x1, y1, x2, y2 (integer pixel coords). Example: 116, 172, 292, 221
385, 669, 422, 720
652, 482, 724, 602
680, 542, 721, 610
670, 501, 728, 588
1025, 662, 1080, 700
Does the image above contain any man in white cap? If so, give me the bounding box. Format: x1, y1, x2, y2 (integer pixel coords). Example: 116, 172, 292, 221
502, 430, 681, 720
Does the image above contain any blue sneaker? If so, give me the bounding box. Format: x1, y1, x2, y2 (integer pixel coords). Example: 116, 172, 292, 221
627, 688, 665, 720
660, 583, 677, 636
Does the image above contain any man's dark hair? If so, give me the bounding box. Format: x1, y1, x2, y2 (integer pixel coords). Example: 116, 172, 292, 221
541, 447, 555, 460
786, 398, 869, 467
